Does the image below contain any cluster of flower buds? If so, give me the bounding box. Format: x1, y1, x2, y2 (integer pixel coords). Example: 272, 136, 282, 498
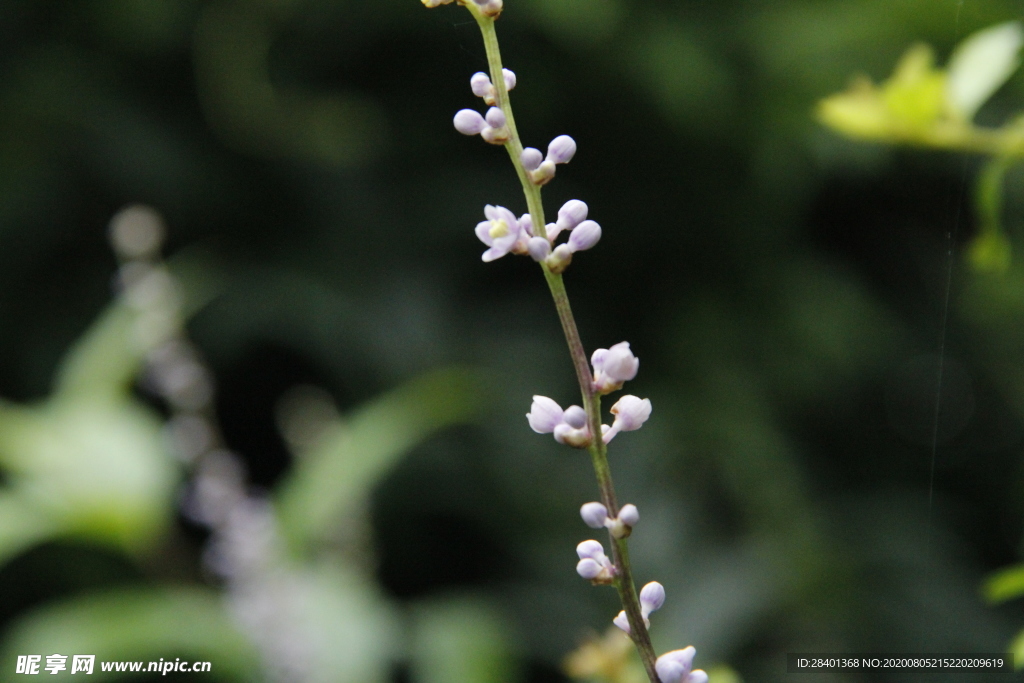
580, 501, 639, 538
612, 581, 665, 633
527, 396, 591, 447
528, 348, 647, 448
422, 0, 502, 17
592, 342, 639, 394
526, 199, 600, 273
474, 199, 601, 270
454, 107, 509, 144
655, 647, 708, 683
454, 70, 517, 143
575, 540, 615, 584
521, 135, 577, 185
471, 70, 515, 106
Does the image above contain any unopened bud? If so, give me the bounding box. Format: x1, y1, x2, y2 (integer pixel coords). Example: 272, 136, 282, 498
521, 147, 543, 171
580, 502, 609, 529
454, 109, 487, 135
568, 220, 602, 252
545, 244, 573, 274
545, 135, 577, 164
527, 236, 551, 262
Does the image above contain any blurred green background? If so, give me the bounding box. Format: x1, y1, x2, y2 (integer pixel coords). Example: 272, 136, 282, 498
2, 0, 1024, 681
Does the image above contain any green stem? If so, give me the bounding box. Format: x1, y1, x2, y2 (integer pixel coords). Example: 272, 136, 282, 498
468, 7, 659, 681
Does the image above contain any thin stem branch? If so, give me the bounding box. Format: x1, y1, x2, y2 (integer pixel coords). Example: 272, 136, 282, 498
468, 7, 660, 681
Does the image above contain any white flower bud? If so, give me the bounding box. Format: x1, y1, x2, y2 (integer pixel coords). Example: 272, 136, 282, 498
576, 558, 602, 579
640, 581, 666, 614
470, 72, 493, 98
592, 342, 639, 393
618, 503, 639, 527
655, 647, 701, 683
603, 395, 652, 444
453, 109, 486, 135
580, 502, 609, 529
576, 539, 606, 560
546, 135, 577, 164
520, 147, 543, 171
613, 610, 631, 633
555, 199, 588, 233
485, 106, 506, 128
526, 395, 563, 433
563, 405, 587, 429
568, 220, 601, 252
527, 236, 551, 262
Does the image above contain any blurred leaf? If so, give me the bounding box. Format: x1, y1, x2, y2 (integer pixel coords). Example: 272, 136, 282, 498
883, 44, 946, 126
816, 75, 895, 140
0, 492, 56, 568
51, 304, 141, 404
947, 21, 1023, 121
0, 588, 259, 680
0, 398, 176, 554
411, 595, 518, 683
275, 367, 481, 549
967, 156, 1015, 273
1012, 628, 1024, 670
257, 564, 399, 683
982, 563, 1024, 604
968, 231, 1013, 273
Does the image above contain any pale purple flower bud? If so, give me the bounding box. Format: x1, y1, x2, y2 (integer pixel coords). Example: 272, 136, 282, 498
545, 243, 573, 274
545, 135, 577, 164
555, 200, 588, 233
576, 558, 602, 579
576, 539, 606, 561
687, 672, 709, 683
603, 395, 652, 444
475, 205, 521, 261
520, 147, 543, 171
485, 107, 506, 128
470, 72, 493, 98
518, 213, 534, 236
618, 503, 639, 527
592, 342, 640, 394
502, 68, 516, 91
568, 220, 602, 252
655, 648, 697, 683
527, 395, 564, 433
580, 502, 609, 529
454, 109, 487, 135
613, 610, 631, 633
527, 236, 551, 262
471, 0, 503, 17
640, 581, 666, 614
576, 540, 614, 582
610, 395, 651, 430
563, 405, 587, 429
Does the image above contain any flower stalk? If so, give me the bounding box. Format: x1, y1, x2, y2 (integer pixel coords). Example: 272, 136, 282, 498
466, 8, 659, 679
428, 2, 707, 681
